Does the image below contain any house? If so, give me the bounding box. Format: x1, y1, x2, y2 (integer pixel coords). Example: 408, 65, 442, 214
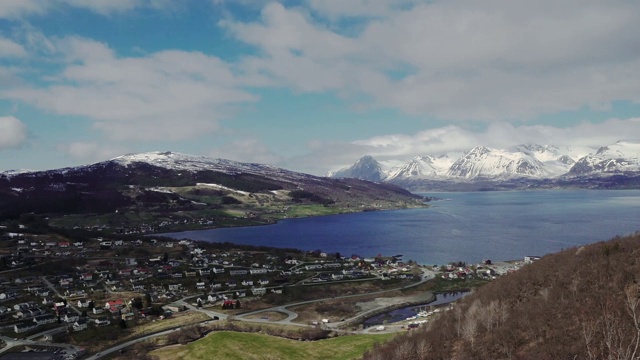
211, 266, 225, 274
80, 273, 93, 281
252, 287, 267, 296
229, 269, 248, 276
241, 280, 253, 286
305, 264, 323, 271
249, 268, 267, 275
33, 314, 57, 326
58, 241, 70, 248
271, 288, 283, 294
14, 321, 38, 333
235, 290, 247, 298
210, 283, 222, 289
64, 313, 80, 323
168, 284, 183, 291
92, 307, 104, 315
132, 284, 146, 292
196, 282, 206, 290
72, 319, 88, 331
226, 281, 237, 288
258, 279, 269, 286
524, 255, 541, 264
118, 269, 131, 277
94, 318, 111, 326
125, 258, 138, 266
73, 242, 83, 247
77, 299, 90, 308
104, 299, 124, 309
184, 270, 197, 277
199, 269, 211, 276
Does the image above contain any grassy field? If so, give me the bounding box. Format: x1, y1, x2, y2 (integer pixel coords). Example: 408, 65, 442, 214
149, 331, 395, 360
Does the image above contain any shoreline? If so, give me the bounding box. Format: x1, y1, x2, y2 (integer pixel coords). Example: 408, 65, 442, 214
153, 203, 428, 237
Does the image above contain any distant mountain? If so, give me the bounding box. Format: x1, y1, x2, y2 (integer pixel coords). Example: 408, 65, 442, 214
329, 140, 640, 190
0, 151, 424, 226
387, 154, 455, 180
569, 140, 640, 175
328, 155, 388, 183
446, 146, 548, 179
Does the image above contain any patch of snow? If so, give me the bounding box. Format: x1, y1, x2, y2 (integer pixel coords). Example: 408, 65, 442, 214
196, 183, 249, 195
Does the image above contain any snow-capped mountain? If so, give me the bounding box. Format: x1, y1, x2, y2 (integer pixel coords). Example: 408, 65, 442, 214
569, 141, 640, 175
329, 155, 390, 182
0, 151, 422, 220
109, 151, 307, 181
447, 146, 549, 179
387, 154, 455, 180
329, 140, 640, 190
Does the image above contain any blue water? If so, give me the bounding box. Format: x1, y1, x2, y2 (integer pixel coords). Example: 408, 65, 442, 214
161, 190, 640, 266
363, 292, 470, 326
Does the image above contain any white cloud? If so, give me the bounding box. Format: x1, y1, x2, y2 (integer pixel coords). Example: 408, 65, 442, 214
4, 37, 257, 141
0, 0, 175, 18
286, 118, 640, 175
226, 0, 640, 120
56, 141, 128, 163
0, 0, 47, 19
208, 138, 283, 165
307, 0, 421, 19
0, 116, 27, 149
60, 0, 175, 15
0, 37, 26, 58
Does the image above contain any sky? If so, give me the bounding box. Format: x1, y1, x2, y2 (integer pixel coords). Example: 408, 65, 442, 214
1, 0, 640, 175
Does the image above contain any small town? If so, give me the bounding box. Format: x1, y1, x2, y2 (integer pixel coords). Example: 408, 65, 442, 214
0, 221, 528, 359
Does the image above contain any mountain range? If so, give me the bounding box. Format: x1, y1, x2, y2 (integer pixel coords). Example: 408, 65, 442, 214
329, 140, 640, 191
0, 151, 423, 227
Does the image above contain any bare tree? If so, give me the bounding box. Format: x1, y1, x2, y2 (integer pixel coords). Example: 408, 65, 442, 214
415, 338, 432, 360
392, 341, 414, 360
461, 301, 480, 350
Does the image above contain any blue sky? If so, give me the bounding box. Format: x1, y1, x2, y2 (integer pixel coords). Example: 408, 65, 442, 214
1, 0, 640, 175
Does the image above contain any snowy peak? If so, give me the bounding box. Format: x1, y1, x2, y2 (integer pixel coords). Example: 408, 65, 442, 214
594, 140, 640, 161
570, 140, 640, 175
330, 155, 388, 182
387, 154, 454, 180
112, 151, 246, 172
447, 146, 547, 179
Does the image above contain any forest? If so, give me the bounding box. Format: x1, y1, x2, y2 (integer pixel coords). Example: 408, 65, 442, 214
364, 232, 640, 360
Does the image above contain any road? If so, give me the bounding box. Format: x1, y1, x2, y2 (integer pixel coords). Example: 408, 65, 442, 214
14, 268, 439, 359
0, 327, 82, 357
40, 276, 82, 315
235, 267, 437, 327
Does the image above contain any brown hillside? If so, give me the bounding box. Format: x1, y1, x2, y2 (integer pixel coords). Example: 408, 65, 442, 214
364, 232, 640, 360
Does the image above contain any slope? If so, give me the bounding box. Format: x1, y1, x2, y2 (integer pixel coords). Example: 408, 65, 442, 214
0, 151, 425, 231
364, 232, 640, 360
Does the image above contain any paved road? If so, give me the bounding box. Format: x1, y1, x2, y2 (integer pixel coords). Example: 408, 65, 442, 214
12, 268, 439, 359
40, 276, 82, 315
0, 328, 82, 357
236, 268, 437, 327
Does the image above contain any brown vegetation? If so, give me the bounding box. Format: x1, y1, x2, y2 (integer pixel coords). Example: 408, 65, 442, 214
363, 232, 640, 360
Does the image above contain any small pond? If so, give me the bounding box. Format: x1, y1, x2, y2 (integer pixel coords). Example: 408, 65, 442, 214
363, 291, 470, 327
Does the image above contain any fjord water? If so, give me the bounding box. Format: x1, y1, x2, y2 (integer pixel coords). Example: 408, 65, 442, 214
162, 190, 640, 266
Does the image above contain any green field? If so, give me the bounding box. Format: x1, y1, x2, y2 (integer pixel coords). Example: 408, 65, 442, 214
150, 331, 395, 360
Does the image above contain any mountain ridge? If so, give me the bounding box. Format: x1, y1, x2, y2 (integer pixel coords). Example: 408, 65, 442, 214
330, 140, 640, 190
0, 151, 425, 229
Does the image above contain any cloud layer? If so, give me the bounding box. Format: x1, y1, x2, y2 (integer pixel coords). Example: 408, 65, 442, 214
224, 0, 640, 120
0, 116, 27, 149
1, 1, 640, 174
